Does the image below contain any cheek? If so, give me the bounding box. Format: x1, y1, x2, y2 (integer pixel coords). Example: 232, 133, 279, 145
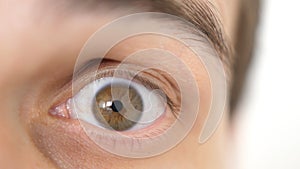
29, 117, 135, 169
0, 102, 58, 169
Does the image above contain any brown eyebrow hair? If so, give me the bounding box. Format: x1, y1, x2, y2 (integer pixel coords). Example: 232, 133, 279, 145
148, 0, 232, 74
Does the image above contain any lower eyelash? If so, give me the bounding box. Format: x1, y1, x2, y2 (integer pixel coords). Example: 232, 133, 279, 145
81, 114, 174, 148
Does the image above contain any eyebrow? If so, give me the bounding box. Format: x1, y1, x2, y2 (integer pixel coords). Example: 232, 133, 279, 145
148, 0, 231, 69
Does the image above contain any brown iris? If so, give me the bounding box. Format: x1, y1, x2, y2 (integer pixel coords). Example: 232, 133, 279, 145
94, 84, 143, 131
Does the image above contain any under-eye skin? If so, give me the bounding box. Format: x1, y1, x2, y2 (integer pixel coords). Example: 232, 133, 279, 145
50, 60, 181, 138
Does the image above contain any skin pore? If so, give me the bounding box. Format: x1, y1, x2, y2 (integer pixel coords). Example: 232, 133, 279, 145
0, 0, 241, 169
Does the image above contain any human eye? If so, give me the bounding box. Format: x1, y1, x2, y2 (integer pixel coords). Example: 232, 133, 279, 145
48, 55, 198, 158
53, 62, 180, 134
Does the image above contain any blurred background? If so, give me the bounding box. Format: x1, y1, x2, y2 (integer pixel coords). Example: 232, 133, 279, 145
234, 0, 300, 169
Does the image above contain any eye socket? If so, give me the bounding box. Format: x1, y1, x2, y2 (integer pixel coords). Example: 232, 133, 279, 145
68, 68, 173, 133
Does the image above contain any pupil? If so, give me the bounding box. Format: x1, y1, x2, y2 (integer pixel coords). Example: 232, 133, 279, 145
111, 100, 123, 112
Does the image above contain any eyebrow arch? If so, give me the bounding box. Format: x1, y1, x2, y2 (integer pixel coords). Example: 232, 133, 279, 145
148, 0, 231, 69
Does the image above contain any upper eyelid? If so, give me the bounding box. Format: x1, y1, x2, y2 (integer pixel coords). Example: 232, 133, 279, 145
73, 59, 180, 95
73, 59, 176, 90
78, 61, 180, 97
73, 59, 115, 78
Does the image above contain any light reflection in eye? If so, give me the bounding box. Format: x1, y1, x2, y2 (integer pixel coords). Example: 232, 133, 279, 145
69, 75, 170, 132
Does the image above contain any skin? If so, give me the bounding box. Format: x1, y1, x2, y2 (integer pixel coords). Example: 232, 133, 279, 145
0, 0, 240, 169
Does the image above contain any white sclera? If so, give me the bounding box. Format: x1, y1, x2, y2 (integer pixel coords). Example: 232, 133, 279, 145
69, 77, 166, 131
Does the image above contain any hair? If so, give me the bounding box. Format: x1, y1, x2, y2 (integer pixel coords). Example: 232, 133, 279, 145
230, 0, 260, 114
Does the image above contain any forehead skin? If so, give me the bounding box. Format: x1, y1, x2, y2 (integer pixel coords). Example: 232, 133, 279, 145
0, 0, 240, 169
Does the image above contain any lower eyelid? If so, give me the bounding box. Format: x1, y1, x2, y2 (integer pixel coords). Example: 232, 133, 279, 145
120, 108, 176, 138
30, 117, 127, 169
